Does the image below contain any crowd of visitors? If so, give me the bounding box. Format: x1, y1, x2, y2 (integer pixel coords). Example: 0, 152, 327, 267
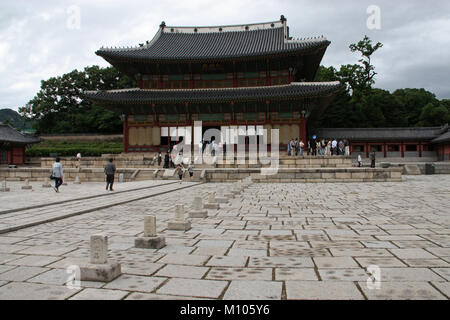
287, 137, 350, 157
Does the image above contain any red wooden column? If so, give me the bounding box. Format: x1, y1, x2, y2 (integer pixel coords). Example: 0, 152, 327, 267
299, 118, 306, 143
365, 143, 369, 158
418, 142, 422, 157
401, 142, 405, 158
123, 117, 129, 153
383, 143, 387, 158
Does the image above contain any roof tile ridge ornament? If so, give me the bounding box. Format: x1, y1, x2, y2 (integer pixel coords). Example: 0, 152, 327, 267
99, 24, 164, 52
291, 81, 340, 86
165, 19, 284, 34
285, 35, 328, 44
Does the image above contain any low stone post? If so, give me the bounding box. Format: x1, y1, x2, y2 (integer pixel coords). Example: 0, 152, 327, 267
167, 204, 191, 231
74, 175, 81, 184
0, 179, 10, 192
135, 215, 166, 249
188, 196, 208, 218
42, 177, 52, 188
21, 179, 32, 190
79, 234, 121, 282
204, 192, 220, 209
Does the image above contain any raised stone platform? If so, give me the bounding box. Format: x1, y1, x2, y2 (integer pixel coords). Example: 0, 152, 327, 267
203, 167, 403, 183
0, 166, 403, 183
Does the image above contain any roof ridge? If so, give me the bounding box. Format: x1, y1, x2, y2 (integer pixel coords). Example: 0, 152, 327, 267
164, 19, 283, 32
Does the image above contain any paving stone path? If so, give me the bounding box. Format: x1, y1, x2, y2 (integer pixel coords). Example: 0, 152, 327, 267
0, 175, 449, 300
0, 181, 199, 233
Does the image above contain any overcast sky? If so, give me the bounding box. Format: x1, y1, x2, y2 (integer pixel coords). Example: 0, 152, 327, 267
1, 0, 449, 111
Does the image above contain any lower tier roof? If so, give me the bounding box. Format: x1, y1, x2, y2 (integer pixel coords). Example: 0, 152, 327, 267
83, 82, 341, 105
315, 126, 449, 142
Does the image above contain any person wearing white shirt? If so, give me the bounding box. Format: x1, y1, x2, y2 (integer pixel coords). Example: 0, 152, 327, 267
52, 157, 63, 192
331, 139, 337, 155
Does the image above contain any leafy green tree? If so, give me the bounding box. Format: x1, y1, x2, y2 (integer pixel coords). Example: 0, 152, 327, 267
19, 66, 136, 134
338, 35, 383, 93
417, 102, 450, 127
392, 88, 438, 126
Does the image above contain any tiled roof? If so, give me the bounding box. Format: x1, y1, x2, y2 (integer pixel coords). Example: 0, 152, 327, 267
431, 131, 450, 144
315, 127, 447, 142
0, 123, 41, 144
96, 18, 329, 61
83, 82, 341, 104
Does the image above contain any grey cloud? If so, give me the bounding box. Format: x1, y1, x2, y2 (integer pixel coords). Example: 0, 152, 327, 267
0, 0, 449, 112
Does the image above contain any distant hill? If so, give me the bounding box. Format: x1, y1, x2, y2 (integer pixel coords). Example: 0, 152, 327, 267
0, 108, 34, 131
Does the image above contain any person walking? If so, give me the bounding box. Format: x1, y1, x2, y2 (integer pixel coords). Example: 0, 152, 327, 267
188, 162, 194, 181
357, 153, 363, 167
175, 163, 184, 183
158, 152, 162, 166
370, 152, 376, 168
104, 158, 116, 191
51, 157, 63, 193
163, 152, 169, 168
294, 138, 299, 156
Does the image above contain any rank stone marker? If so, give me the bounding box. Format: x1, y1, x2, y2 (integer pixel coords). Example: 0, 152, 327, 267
204, 192, 220, 209
21, 179, 32, 190
42, 177, 51, 188
79, 234, 121, 282
74, 175, 81, 184
167, 204, 191, 231
135, 215, 166, 249
188, 196, 208, 218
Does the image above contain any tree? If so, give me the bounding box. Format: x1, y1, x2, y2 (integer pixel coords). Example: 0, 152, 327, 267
417, 101, 450, 127
392, 88, 438, 126
19, 66, 136, 134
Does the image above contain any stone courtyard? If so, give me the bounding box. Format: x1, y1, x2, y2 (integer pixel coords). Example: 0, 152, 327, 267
0, 175, 449, 300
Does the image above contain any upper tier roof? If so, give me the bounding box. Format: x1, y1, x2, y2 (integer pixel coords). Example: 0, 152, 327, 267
83, 82, 341, 104
96, 16, 330, 62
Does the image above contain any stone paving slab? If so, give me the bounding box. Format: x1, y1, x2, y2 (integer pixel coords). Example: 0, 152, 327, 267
223, 280, 282, 300
155, 265, 209, 279
156, 278, 227, 298
275, 268, 318, 281
103, 274, 167, 293
69, 288, 129, 300
358, 281, 447, 300
285, 281, 364, 300
206, 267, 272, 280
0, 282, 80, 299
0, 266, 49, 281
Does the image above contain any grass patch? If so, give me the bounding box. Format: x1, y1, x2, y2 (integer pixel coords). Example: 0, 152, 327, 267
26, 140, 123, 157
